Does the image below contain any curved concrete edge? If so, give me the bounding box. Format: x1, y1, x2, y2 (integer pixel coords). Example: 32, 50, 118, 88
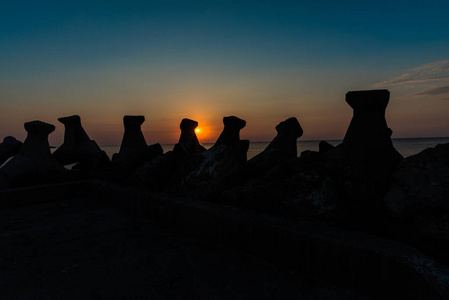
1, 180, 449, 299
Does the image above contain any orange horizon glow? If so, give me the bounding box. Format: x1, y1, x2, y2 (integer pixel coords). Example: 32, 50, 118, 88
193, 125, 214, 143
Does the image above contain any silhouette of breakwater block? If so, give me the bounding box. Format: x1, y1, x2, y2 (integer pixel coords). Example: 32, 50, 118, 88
384, 143, 449, 265
248, 117, 303, 172
214, 116, 247, 147
112, 116, 162, 178
267, 117, 303, 157
212, 116, 249, 162
182, 116, 249, 198
52, 115, 110, 172
120, 115, 147, 150
343, 90, 402, 162
133, 118, 205, 191
0, 136, 22, 166
0, 121, 68, 188
174, 118, 206, 156
323, 90, 403, 229
319, 141, 335, 154
326, 90, 402, 163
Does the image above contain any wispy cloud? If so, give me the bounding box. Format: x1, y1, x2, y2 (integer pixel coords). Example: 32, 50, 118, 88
374, 60, 449, 87
415, 85, 449, 96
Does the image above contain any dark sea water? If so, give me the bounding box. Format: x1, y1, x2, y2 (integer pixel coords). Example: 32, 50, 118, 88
101, 137, 449, 161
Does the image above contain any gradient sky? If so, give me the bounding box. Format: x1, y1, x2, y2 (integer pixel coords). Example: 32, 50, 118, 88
1, 1, 449, 146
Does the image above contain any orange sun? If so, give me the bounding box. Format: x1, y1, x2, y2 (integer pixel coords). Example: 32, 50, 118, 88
195, 128, 200, 133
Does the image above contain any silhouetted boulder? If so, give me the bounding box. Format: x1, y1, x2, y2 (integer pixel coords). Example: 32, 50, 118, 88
219, 117, 344, 216
383, 143, 449, 264
326, 90, 403, 166
132, 118, 206, 192
323, 90, 403, 228
176, 118, 206, 156
52, 115, 110, 173
0, 121, 68, 188
223, 150, 340, 219
319, 141, 334, 154
211, 116, 249, 161
183, 116, 249, 198
214, 116, 247, 147
248, 117, 303, 173
0, 136, 22, 166
120, 115, 147, 149
111, 116, 162, 178
132, 151, 180, 191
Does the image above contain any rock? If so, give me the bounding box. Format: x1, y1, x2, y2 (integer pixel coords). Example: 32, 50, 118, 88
222, 150, 340, 219
120, 115, 147, 149
182, 116, 249, 198
0, 121, 68, 188
319, 141, 334, 154
131, 150, 180, 191
326, 89, 403, 166
0, 136, 22, 166
162, 119, 208, 191
323, 90, 403, 229
131, 118, 205, 191
248, 117, 303, 173
52, 115, 110, 173
383, 143, 449, 264
267, 117, 303, 158
212, 116, 249, 162
111, 116, 162, 178
214, 116, 247, 147
176, 118, 206, 156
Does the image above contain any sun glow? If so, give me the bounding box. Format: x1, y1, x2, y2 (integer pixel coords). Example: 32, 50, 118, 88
193, 125, 213, 143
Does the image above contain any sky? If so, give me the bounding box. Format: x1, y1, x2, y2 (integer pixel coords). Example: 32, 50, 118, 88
1, 0, 449, 146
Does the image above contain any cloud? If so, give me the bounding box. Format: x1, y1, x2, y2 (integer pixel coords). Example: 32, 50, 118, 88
374, 60, 449, 87
415, 85, 449, 96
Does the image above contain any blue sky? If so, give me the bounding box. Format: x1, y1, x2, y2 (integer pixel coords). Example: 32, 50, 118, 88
1, 1, 449, 145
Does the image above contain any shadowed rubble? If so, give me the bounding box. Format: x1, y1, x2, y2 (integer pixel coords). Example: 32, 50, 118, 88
0, 136, 22, 166
181, 116, 250, 197
52, 115, 110, 173
111, 115, 162, 178
2, 89, 449, 269
0, 121, 68, 188
322, 90, 404, 228
248, 117, 303, 174
132, 118, 206, 191
175, 118, 207, 156
325, 89, 402, 165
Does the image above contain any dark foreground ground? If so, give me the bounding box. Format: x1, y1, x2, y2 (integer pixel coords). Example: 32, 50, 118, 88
0, 197, 376, 300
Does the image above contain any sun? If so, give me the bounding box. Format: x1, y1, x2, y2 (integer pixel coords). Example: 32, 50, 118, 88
195, 128, 200, 133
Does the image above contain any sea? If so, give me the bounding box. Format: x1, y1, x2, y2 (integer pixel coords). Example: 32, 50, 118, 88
100, 137, 449, 161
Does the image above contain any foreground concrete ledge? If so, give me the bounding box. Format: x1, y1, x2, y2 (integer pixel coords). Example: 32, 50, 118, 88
1, 180, 449, 299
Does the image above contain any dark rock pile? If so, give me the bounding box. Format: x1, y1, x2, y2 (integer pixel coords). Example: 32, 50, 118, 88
0, 121, 69, 188
248, 117, 303, 175
111, 115, 163, 180
1, 89, 449, 265
323, 89, 404, 228
383, 143, 449, 264
52, 115, 110, 175
132, 118, 205, 191
181, 116, 249, 197
0, 136, 22, 166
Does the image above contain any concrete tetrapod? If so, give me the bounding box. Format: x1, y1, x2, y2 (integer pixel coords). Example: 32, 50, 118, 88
0, 121, 68, 188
